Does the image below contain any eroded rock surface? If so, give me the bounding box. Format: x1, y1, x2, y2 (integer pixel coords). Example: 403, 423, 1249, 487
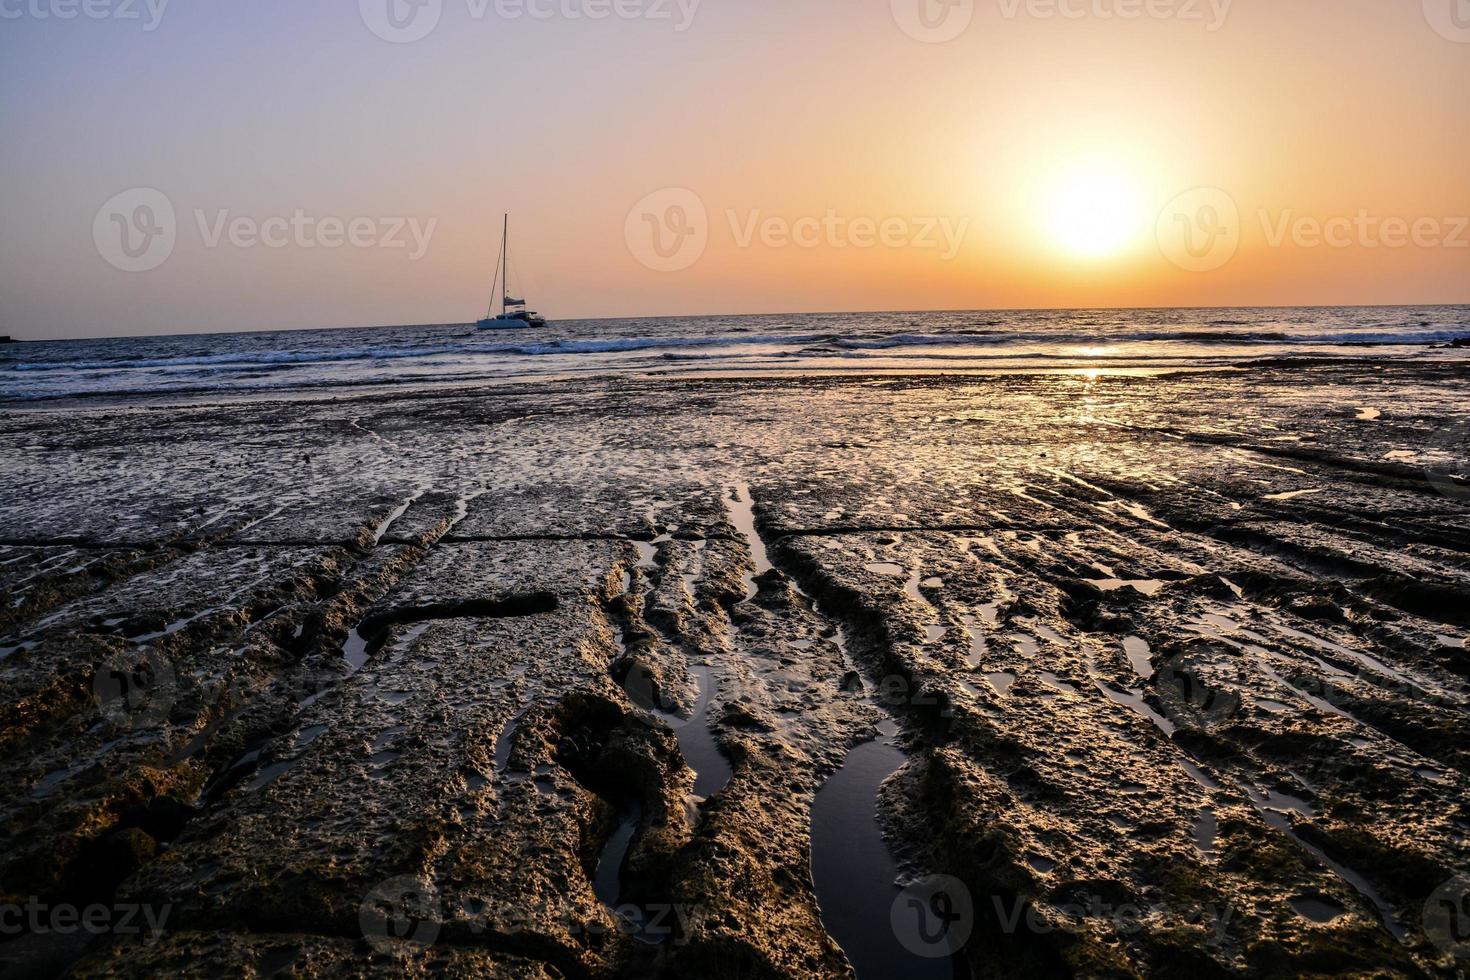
1, 363, 1467, 978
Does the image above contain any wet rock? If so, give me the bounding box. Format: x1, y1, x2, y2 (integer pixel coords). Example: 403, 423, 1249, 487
69, 931, 555, 978
1286, 594, 1347, 622
2, 364, 1466, 977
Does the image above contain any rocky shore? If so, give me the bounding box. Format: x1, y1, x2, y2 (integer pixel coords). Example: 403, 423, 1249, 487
0, 360, 1466, 978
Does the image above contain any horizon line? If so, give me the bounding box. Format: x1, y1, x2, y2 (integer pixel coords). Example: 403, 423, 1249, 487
10, 300, 1469, 345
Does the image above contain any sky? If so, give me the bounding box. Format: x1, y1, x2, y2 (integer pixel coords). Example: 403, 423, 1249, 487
1, 0, 1467, 339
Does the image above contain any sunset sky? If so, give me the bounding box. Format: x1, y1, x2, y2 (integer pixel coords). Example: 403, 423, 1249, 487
2, 0, 1467, 339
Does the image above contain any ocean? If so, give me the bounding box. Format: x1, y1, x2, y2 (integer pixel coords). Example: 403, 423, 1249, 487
2, 305, 1466, 403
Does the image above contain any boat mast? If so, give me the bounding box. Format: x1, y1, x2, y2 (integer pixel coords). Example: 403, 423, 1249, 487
501, 213, 509, 318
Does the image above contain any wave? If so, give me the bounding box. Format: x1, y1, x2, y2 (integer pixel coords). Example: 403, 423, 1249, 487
3, 344, 469, 373
0, 334, 834, 373
7, 327, 1466, 376
829, 329, 1467, 350
481, 333, 832, 357
4, 314, 1466, 404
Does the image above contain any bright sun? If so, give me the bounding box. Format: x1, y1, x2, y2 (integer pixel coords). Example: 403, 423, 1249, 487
1046, 168, 1146, 259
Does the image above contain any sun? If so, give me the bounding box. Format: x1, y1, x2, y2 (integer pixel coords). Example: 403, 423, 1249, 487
1045, 167, 1147, 259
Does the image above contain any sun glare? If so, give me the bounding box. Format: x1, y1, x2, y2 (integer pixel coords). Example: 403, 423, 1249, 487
1045, 168, 1146, 259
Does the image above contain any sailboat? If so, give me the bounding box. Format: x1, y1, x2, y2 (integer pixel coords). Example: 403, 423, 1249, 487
476, 213, 547, 330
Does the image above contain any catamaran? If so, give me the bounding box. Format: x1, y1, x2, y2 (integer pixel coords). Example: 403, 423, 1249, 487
477, 214, 547, 330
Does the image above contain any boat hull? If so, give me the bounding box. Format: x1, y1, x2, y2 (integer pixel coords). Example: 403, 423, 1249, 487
476, 317, 546, 331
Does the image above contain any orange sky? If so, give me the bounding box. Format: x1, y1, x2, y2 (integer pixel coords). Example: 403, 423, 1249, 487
2, 0, 1466, 337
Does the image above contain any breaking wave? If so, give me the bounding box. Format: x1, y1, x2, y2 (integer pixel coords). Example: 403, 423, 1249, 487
2, 306, 1465, 401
